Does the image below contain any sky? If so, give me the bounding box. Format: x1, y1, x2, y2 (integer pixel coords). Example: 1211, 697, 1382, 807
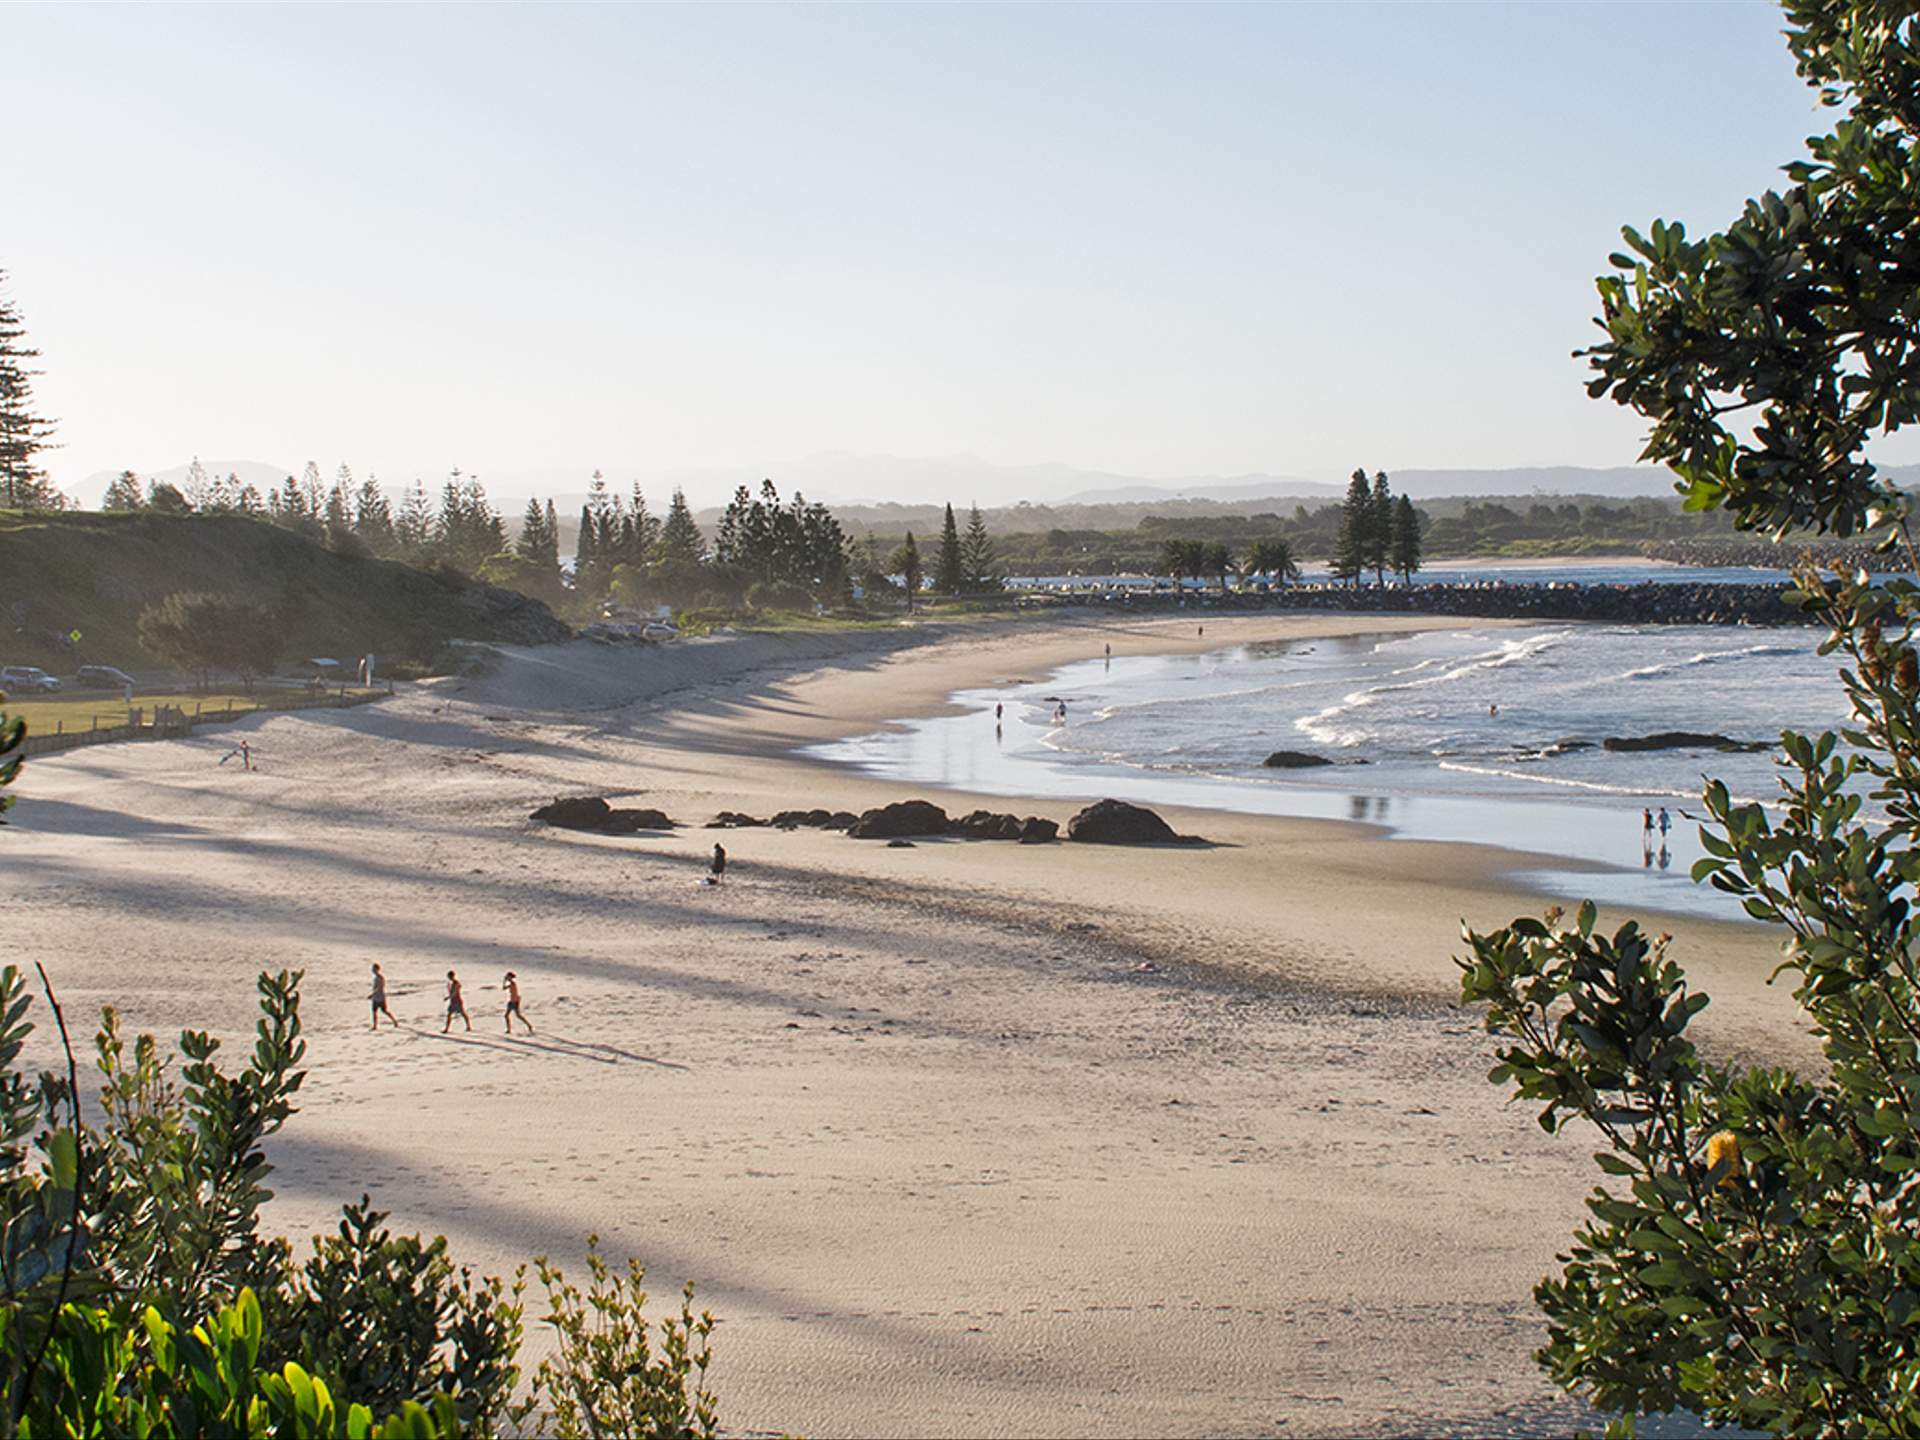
3, 1, 1883, 508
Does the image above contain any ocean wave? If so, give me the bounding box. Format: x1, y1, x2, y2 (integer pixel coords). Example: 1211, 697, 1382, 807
1291, 632, 1568, 745
1436, 762, 1707, 802
1621, 641, 1806, 682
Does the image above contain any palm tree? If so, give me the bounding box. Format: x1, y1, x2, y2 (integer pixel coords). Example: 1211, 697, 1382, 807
1244, 538, 1302, 587
1202, 541, 1233, 592
1157, 538, 1189, 589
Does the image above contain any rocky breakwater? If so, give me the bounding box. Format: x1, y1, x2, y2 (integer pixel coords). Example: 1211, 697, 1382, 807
1264, 580, 1815, 627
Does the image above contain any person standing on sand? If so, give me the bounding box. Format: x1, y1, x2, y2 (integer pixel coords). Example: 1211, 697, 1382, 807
1642, 806, 1653, 839
369, 963, 396, 1030
443, 969, 471, 1033
995, 702, 1003, 722
503, 971, 533, 1034
710, 842, 728, 885
1658, 806, 1671, 839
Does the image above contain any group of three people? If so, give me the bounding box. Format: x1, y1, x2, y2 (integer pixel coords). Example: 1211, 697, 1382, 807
368, 962, 533, 1034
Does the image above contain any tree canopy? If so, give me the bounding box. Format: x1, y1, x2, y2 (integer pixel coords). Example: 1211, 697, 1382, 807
136, 593, 283, 690
1460, 5, 1920, 1434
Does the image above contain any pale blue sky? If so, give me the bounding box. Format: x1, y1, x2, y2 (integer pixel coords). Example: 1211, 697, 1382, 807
4, 2, 1869, 505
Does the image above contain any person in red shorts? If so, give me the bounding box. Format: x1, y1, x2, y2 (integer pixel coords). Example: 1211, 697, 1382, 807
443, 969, 471, 1033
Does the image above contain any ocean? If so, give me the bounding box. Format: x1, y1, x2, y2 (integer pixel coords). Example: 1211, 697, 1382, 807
809, 616, 1854, 920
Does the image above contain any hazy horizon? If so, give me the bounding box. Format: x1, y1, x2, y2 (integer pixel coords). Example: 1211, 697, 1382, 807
14, 1, 1919, 509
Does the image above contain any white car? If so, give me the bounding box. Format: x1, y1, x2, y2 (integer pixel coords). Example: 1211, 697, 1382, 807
0, 665, 60, 694
641, 622, 679, 639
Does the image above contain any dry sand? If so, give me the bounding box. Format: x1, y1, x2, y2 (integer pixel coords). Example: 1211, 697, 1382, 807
3, 612, 1811, 1437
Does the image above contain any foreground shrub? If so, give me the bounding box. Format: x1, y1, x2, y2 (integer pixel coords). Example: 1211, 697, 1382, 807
17, 1287, 462, 1439
0, 966, 523, 1431
511, 1238, 716, 1440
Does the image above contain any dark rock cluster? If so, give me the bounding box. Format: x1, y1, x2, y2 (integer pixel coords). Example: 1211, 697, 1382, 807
692, 797, 1200, 846
1601, 731, 1769, 753
529, 796, 675, 832
1063, 798, 1202, 845
1263, 749, 1369, 768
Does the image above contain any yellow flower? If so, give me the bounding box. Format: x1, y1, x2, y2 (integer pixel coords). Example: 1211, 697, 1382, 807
1705, 1130, 1741, 1187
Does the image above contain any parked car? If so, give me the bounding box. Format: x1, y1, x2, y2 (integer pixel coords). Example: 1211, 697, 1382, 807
74, 665, 135, 690
641, 621, 679, 639
0, 666, 60, 694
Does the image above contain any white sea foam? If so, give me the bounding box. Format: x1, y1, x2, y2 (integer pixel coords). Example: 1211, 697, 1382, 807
1621, 640, 1804, 681
1437, 761, 1703, 801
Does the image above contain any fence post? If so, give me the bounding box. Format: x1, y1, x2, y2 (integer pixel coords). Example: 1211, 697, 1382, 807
55, 719, 62, 735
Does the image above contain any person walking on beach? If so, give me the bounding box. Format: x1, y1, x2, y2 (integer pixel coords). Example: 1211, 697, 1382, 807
369, 963, 396, 1030
443, 969, 471, 1033
995, 702, 1003, 722
1642, 806, 1653, 840
503, 971, 533, 1034
710, 842, 728, 885
1658, 806, 1671, 839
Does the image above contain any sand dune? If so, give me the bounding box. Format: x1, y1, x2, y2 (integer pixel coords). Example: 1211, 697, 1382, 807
3, 613, 1804, 1437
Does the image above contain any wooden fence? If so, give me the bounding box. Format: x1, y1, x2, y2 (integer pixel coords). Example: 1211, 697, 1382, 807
17, 688, 391, 759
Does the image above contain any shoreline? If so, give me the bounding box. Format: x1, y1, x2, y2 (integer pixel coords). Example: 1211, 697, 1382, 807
790, 624, 1760, 924
4, 610, 1809, 1437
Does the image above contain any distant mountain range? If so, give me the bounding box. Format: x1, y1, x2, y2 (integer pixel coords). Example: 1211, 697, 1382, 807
1060, 467, 1693, 504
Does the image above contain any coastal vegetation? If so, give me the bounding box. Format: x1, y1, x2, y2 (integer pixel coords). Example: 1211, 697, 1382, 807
0, 510, 566, 674
1458, 3, 1920, 1432
844, 491, 1749, 580
0, 954, 721, 1437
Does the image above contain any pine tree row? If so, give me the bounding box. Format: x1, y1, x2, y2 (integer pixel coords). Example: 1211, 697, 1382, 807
1331, 468, 1423, 586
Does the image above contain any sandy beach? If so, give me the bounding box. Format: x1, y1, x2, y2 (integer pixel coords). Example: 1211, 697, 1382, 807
3, 611, 1810, 1437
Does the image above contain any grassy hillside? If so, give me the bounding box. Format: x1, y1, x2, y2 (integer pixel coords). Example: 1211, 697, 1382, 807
1, 510, 568, 673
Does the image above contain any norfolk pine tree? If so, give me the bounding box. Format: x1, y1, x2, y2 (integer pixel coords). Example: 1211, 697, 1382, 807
574, 504, 598, 595
354, 475, 397, 556
0, 271, 60, 510
1331, 468, 1372, 586
659, 489, 706, 566
1368, 472, 1393, 585
961, 504, 998, 592
1389, 494, 1422, 583
935, 503, 965, 596
890, 532, 922, 612
1456, 5, 1920, 1433
101, 471, 144, 511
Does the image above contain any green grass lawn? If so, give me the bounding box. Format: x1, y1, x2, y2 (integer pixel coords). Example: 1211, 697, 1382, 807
2, 689, 383, 737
